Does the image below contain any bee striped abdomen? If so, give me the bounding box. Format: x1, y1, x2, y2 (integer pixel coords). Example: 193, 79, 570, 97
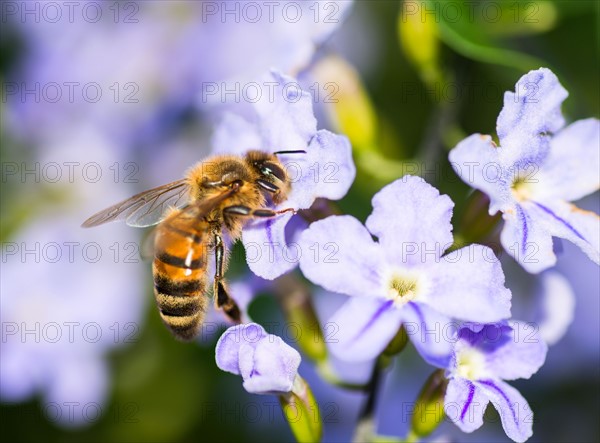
152, 219, 209, 341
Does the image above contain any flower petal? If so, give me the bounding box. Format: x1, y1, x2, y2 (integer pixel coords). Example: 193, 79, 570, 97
444, 378, 489, 434
476, 379, 534, 443
365, 176, 454, 265
241, 212, 298, 280
448, 134, 511, 215
527, 200, 600, 267
536, 118, 600, 202
484, 321, 547, 381
298, 215, 385, 298
400, 302, 454, 367
424, 245, 512, 323
255, 70, 317, 152
496, 68, 568, 167
327, 297, 403, 362
241, 336, 301, 395
215, 323, 268, 375
237, 341, 258, 381
533, 271, 575, 346
500, 204, 556, 273
284, 130, 355, 209
211, 112, 262, 155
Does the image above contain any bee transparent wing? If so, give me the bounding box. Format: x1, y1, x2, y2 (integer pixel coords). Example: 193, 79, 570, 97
139, 227, 158, 261
82, 179, 191, 228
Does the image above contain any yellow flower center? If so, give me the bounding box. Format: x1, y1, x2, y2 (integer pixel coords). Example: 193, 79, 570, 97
455, 347, 487, 380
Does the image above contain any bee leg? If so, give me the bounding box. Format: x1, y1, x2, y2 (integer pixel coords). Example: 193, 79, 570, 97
223, 205, 296, 218
213, 233, 241, 323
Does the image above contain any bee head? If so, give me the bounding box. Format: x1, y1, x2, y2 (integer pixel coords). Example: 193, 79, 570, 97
245, 150, 303, 205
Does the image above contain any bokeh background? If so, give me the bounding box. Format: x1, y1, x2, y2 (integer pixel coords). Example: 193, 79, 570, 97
1, 1, 598, 442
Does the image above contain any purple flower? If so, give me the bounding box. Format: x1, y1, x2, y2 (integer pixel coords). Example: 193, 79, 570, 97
443, 323, 547, 442
298, 176, 511, 366
215, 323, 301, 395
449, 68, 600, 273
212, 70, 356, 280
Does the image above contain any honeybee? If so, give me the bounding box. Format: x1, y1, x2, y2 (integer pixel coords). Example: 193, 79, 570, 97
82, 150, 304, 341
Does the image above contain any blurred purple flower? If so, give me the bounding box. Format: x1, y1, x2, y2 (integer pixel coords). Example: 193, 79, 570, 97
215, 323, 301, 395
504, 258, 576, 347
212, 70, 356, 280
443, 323, 547, 442
530, 271, 575, 345
450, 68, 600, 273
532, 193, 599, 377
0, 133, 146, 426
298, 176, 511, 366
6, 1, 353, 147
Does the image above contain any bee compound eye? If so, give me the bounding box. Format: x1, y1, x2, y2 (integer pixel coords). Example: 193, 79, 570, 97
263, 162, 286, 181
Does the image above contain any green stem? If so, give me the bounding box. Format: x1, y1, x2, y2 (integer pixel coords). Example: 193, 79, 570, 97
316, 360, 369, 391
453, 190, 503, 249
437, 20, 549, 72
404, 430, 420, 443
352, 359, 385, 443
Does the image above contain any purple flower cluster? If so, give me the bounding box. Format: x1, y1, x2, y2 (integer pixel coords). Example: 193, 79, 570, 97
293, 176, 546, 442
299, 176, 511, 366
210, 68, 599, 442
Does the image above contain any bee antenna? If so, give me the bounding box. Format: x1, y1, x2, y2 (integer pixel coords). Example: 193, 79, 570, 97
273, 150, 307, 155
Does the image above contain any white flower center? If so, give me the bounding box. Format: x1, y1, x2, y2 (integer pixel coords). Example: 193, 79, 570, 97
385, 270, 422, 307
455, 346, 487, 381
511, 174, 535, 202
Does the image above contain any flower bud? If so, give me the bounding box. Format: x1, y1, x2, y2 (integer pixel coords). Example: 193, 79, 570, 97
398, 1, 442, 85
279, 375, 322, 443
215, 323, 301, 395
411, 369, 448, 437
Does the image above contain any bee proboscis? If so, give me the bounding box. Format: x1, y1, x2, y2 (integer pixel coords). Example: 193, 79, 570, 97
82, 150, 304, 340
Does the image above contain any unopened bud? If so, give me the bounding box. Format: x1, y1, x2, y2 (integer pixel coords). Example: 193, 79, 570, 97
275, 275, 327, 363
398, 1, 442, 85
279, 375, 322, 443
411, 369, 448, 437
383, 325, 409, 357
